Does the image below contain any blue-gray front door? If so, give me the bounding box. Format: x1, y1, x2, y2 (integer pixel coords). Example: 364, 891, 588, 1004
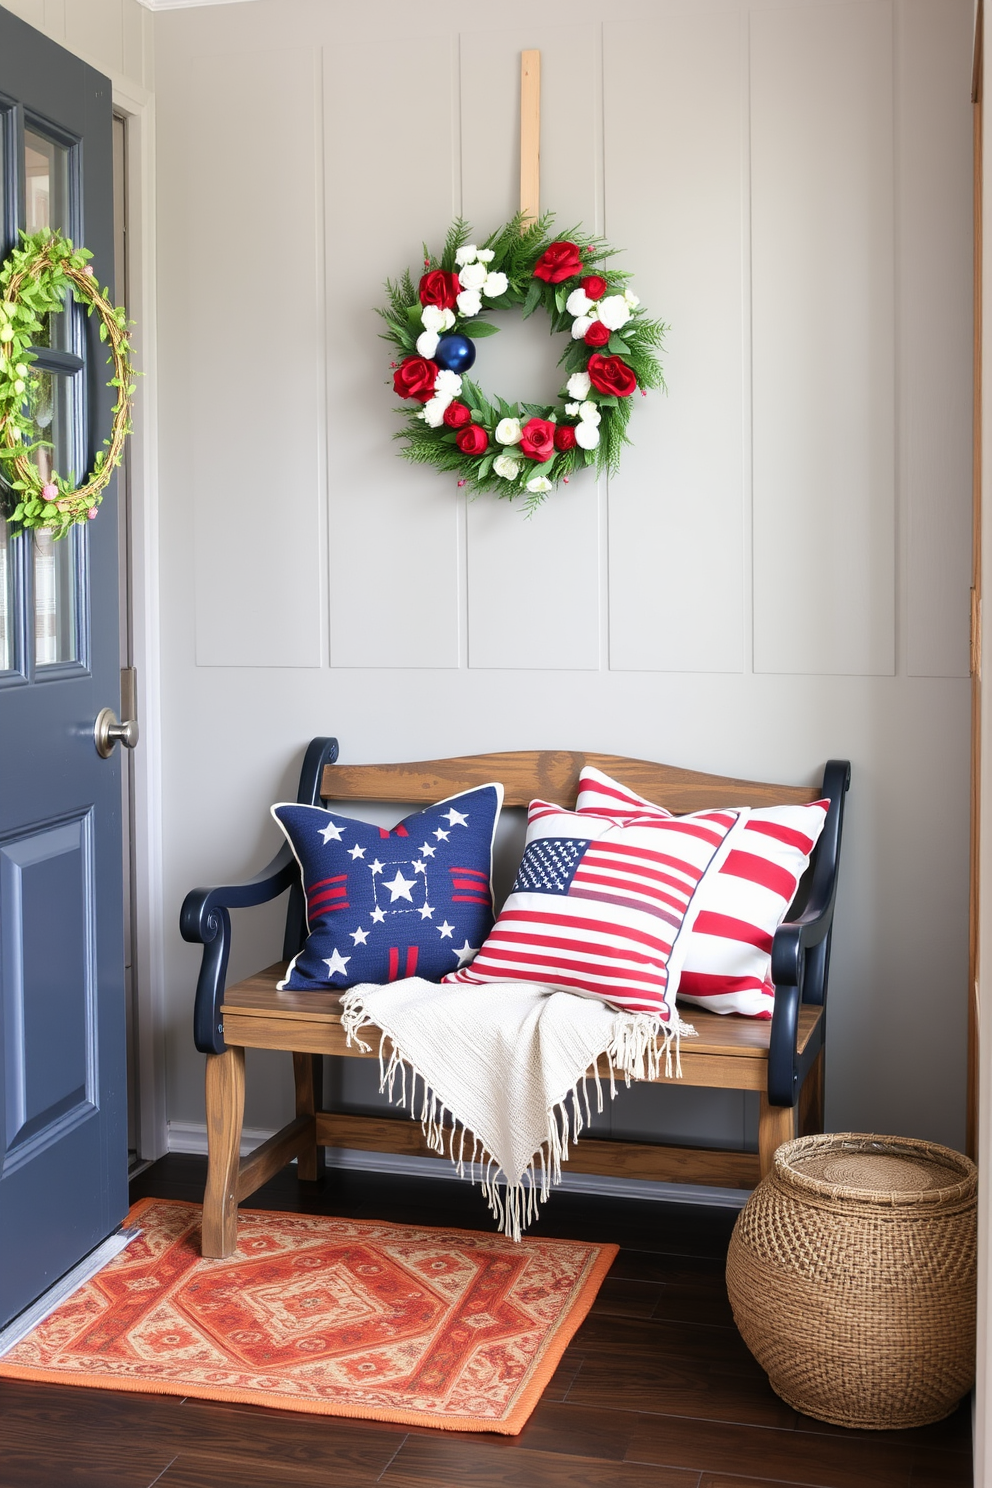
0, 7, 128, 1328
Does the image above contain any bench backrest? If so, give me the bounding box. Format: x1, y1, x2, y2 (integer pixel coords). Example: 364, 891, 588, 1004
317, 749, 822, 814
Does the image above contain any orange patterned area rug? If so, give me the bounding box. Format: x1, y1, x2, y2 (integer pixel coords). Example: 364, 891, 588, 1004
0, 1198, 617, 1435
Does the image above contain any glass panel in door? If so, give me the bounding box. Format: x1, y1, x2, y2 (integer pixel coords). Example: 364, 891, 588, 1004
23, 126, 80, 667
0, 111, 12, 673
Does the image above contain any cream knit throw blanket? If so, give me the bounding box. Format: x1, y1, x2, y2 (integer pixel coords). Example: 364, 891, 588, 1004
341, 979, 694, 1240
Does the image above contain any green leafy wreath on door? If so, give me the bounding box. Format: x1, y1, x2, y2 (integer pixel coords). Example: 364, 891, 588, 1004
0, 228, 136, 536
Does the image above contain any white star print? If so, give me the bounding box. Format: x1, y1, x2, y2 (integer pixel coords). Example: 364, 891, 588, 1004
319, 820, 344, 844
420, 841, 436, 857
443, 808, 469, 828
323, 948, 351, 978
370, 906, 386, 924
350, 926, 370, 945
437, 921, 455, 939
452, 939, 478, 967
433, 828, 450, 842
418, 903, 435, 920
413, 860, 426, 874
348, 844, 366, 860
370, 859, 384, 875
384, 870, 415, 902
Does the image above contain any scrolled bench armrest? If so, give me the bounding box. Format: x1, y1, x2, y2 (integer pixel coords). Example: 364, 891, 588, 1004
765, 758, 849, 1108
182, 843, 298, 1056
770, 899, 833, 990
767, 902, 836, 1104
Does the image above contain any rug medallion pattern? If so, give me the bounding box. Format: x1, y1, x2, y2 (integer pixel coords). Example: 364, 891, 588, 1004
0, 1200, 617, 1434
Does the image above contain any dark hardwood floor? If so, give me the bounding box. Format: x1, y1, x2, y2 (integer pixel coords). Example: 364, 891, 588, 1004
0, 1155, 973, 1488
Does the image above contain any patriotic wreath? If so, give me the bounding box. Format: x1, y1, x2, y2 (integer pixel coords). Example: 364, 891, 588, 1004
0, 229, 136, 535
379, 214, 665, 511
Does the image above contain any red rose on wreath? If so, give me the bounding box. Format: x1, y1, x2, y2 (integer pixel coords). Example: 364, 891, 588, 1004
554, 425, 578, 452
533, 241, 583, 284
581, 274, 608, 300
456, 424, 489, 455
393, 356, 439, 402
520, 418, 556, 461
419, 269, 460, 310
584, 320, 611, 348
443, 400, 472, 429
587, 353, 638, 398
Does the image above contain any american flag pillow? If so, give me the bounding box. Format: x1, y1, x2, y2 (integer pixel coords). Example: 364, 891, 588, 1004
576, 767, 828, 1018
444, 796, 746, 1023
272, 784, 503, 990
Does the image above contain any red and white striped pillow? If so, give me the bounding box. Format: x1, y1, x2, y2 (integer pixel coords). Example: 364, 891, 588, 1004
443, 793, 746, 1023
575, 767, 828, 1018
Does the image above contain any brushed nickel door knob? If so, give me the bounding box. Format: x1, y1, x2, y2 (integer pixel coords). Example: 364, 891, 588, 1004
94, 707, 139, 758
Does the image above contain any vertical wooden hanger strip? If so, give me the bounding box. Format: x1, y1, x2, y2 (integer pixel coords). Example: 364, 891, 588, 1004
520, 50, 541, 223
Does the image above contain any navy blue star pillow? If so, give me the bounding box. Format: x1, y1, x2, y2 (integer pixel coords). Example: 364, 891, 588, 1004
271, 783, 503, 990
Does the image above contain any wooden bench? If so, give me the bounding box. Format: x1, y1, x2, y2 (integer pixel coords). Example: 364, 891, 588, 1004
182, 739, 850, 1258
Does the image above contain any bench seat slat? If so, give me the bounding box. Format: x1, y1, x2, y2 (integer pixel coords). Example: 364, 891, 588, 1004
220, 963, 822, 1073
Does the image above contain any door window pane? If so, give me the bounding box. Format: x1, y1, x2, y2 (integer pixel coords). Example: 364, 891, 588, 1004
28, 364, 78, 666
0, 110, 11, 668
26, 368, 72, 484
23, 127, 80, 668
24, 129, 70, 352
33, 527, 75, 665
0, 525, 11, 671
25, 128, 68, 233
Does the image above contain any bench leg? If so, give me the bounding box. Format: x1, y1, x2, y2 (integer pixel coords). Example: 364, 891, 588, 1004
202, 1046, 245, 1259
798, 1048, 825, 1137
293, 1052, 326, 1183
758, 1094, 795, 1179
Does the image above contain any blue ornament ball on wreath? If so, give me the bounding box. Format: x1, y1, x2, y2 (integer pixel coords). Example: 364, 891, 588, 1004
434, 333, 476, 374
380, 213, 666, 511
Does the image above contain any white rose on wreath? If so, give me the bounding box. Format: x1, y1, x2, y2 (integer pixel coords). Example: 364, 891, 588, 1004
456, 288, 482, 317
495, 417, 523, 446
421, 305, 455, 333
422, 396, 451, 428
597, 295, 632, 331
493, 454, 521, 480
458, 261, 488, 290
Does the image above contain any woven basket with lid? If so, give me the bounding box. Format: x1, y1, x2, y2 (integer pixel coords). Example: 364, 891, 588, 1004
726, 1133, 976, 1430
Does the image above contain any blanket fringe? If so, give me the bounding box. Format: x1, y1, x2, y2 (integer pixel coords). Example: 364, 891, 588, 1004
341, 990, 696, 1241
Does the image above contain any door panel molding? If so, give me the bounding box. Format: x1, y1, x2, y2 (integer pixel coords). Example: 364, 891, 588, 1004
0, 811, 99, 1176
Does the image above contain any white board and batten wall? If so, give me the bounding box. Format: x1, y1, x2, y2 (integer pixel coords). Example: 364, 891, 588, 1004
139, 0, 973, 1159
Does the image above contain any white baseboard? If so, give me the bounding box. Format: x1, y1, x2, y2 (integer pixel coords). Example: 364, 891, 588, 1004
166, 1121, 749, 1209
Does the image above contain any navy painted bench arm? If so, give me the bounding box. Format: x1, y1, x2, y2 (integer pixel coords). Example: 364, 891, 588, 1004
182, 843, 297, 1054
182, 737, 338, 1055
766, 758, 851, 1107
